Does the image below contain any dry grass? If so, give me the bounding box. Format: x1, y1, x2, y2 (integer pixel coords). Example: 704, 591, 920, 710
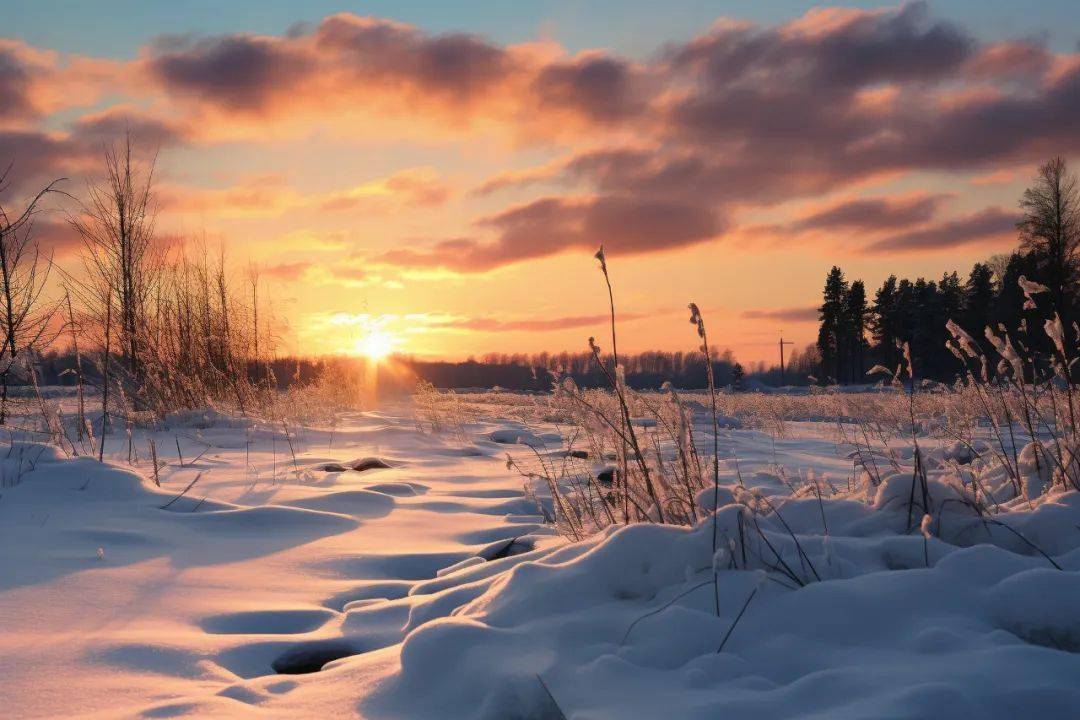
413, 271, 1080, 564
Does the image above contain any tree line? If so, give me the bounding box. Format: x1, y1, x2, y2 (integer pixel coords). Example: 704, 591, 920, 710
817, 157, 1080, 384
0, 134, 302, 436
406, 349, 743, 392
33, 348, 746, 394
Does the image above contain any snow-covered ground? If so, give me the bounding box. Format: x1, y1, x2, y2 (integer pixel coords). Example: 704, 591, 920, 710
2, 395, 1079, 719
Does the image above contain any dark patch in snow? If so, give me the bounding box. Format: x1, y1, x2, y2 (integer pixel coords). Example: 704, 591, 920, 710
596, 466, 617, 486
350, 457, 394, 471
1005, 626, 1080, 654
316, 457, 394, 472
489, 428, 549, 446
271, 641, 361, 674
478, 536, 535, 561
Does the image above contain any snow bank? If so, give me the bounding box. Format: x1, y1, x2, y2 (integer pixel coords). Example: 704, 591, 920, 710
350, 479, 1080, 719
5, 403, 1080, 719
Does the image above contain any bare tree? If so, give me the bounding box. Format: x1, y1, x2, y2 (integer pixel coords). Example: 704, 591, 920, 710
248, 263, 260, 386
985, 253, 1012, 287
63, 288, 86, 439
0, 168, 64, 423
70, 133, 162, 386
1018, 157, 1080, 311
100, 293, 111, 459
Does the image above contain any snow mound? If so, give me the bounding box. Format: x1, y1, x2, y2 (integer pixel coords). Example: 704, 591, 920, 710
364, 481, 426, 496
872, 471, 968, 514
489, 428, 545, 446
285, 490, 396, 518
7, 403, 1080, 719
180, 505, 358, 534
355, 488, 1080, 719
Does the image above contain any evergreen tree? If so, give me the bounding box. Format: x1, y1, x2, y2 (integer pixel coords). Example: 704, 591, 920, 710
845, 280, 869, 382
895, 278, 916, 368
935, 272, 963, 377
910, 277, 937, 377
962, 263, 995, 335
939, 271, 962, 316
817, 266, 849, 384
813, 160, 1080, 384
871, 275, 900, 372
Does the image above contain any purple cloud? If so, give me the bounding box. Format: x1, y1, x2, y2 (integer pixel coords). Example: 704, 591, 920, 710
863, 207, 1020, 253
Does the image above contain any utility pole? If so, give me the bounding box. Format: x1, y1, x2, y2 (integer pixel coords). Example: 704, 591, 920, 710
779, 333, 794, 386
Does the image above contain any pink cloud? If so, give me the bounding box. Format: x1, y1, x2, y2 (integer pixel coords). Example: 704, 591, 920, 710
741, 306, 819, 323
9, 3, 1080, 275
377, 195, 722, 272
262, 261, 312, 281
862, 207, 1020, 253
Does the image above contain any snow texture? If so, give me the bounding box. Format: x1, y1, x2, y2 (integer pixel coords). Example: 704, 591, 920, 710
1, 398, 1078, 719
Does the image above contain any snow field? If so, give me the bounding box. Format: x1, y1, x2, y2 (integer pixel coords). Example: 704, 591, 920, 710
1, 397, 1079, 718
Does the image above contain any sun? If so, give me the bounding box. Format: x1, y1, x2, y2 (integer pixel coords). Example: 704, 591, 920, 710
356, 329, 395, 362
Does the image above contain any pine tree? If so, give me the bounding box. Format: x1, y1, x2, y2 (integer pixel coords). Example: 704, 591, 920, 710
962, 263, 995, 334
817, 266, 849, 384
871, 275, 900, 373
939, 271, 962, 314
731, 362, 745, 390
845, 280, 868, 383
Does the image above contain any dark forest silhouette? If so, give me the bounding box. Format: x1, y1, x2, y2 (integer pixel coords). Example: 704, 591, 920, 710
30, 349, 745, 394
817, 157, 1079, 384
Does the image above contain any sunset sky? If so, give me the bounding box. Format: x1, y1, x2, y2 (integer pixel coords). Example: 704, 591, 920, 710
4, 1, 1080, 363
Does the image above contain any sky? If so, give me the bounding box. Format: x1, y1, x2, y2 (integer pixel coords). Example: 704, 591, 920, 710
3, 1, 1079, 363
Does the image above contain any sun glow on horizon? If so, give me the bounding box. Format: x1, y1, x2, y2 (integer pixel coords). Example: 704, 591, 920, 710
355, 329, 396, 362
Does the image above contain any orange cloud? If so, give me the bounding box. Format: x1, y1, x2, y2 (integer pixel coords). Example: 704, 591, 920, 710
376, 194, 723, 272
426, 312, 646, 333
319, 168, 451, 211
133, 15, 628, 143
9, 2, 1080, 280
0, 38, 132, 131
262, 261, 312, 281
161, 167, 451, 218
